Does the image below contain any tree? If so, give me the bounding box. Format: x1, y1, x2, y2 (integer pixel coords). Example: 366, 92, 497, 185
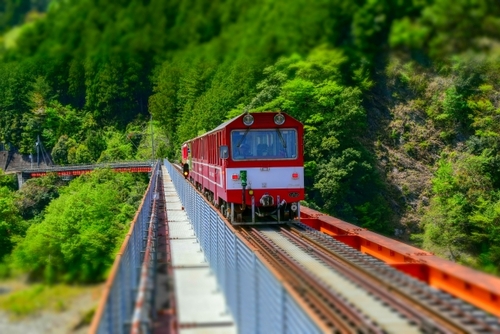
51, 135, 77, 165
15, 173, 64, 220
0, 186, 23, 260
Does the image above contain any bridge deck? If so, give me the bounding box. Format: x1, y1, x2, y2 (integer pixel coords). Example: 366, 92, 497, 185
161, 166, 236, 333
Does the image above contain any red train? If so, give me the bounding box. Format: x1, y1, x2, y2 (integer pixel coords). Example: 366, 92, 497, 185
181, 112, 305, 224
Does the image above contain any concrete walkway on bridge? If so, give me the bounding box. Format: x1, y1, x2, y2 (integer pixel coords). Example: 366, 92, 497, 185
156, 165, 236, 333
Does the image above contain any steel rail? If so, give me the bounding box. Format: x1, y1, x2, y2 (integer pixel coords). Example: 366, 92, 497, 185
241, 227, 385, 334
240, 227, 353, 333
281, 227, 457, 333
302, 225, 500, 333
288, 226, 500, 334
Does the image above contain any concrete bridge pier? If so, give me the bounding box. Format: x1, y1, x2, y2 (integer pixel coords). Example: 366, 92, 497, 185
16, 172, 27, 188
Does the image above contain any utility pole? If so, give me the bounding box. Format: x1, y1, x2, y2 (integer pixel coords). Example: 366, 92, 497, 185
151, 115, 155, 163
36, 136, 40, 167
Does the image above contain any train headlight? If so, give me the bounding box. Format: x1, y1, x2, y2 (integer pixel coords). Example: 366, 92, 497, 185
243, 114, 254, 126
248, 189, 254, 196
291, 203, 298, 212
274, 113, 285, 125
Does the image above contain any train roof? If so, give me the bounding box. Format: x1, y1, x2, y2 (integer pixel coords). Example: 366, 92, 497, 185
212, 114, 241, 133
183, 114, 239, 144
184, 112, 297, 143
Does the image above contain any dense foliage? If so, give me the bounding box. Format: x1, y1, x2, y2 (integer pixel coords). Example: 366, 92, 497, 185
0, 184, 22, 261
0, 169, 147, 282
11, 169, 147, 283
385, 58, 500, 274
0, 171, 60, 276
2, 0, 500, 274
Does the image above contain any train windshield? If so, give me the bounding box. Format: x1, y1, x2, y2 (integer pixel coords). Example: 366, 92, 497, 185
231, 129, 298, 160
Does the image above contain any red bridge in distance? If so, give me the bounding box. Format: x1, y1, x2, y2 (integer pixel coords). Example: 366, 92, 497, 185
19, 161, 152, 184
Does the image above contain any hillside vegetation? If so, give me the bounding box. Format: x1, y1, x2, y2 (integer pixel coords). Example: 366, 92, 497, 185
1, 0, 500, 275
0, 170, 148, 282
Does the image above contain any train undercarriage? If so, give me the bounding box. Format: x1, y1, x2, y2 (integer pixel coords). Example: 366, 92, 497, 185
193, 180, 300, 225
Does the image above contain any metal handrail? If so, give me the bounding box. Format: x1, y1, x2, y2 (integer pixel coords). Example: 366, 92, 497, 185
131, 174, 160, 334
89, 162, 160, 334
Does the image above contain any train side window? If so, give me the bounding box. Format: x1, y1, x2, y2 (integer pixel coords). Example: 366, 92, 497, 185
219, 145, 229, 159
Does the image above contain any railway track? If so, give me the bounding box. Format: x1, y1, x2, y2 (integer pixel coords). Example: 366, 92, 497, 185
239, 223, 500, 334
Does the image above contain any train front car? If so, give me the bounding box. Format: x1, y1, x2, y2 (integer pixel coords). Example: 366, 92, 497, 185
223, 112, 305, 224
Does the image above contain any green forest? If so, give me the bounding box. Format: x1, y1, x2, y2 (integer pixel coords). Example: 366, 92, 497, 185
1, 0, 500, 277
0, 169, 148, 282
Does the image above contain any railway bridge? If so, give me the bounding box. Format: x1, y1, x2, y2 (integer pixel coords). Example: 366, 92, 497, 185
9, 161, 153, 188
87, 160, 500, 334
0, 143, 153, 187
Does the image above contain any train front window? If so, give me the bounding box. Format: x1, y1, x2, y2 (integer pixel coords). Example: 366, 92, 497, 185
231, 129, 298, 160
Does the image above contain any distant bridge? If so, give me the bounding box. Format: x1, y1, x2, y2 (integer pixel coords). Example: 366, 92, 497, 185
17, 161, 153, 187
